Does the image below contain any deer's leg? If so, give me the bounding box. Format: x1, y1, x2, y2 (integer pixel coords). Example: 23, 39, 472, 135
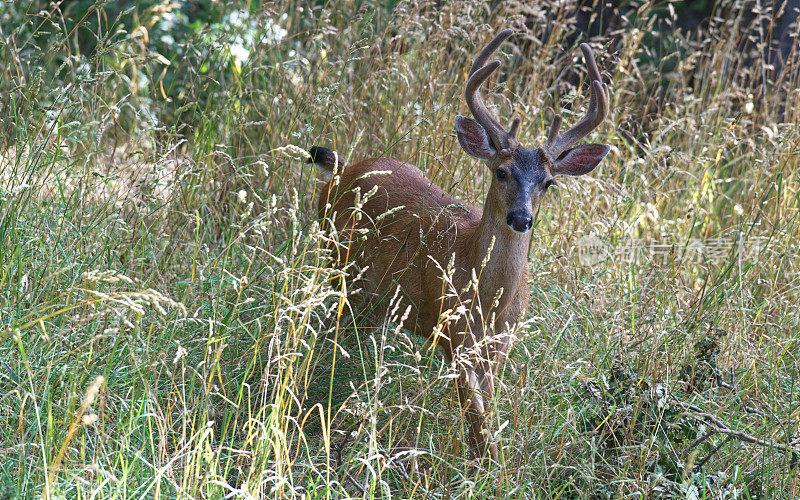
456, 367, 498, 461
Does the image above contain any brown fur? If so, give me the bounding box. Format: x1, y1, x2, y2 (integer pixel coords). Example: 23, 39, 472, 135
317, 156, 534, 459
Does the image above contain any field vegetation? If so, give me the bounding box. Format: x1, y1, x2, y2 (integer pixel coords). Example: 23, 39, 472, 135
1, 0, 799, 497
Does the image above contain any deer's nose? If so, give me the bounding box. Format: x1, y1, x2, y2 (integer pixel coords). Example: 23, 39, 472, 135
506, 210, 533, 233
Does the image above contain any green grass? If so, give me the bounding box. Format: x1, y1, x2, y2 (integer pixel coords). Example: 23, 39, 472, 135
1, 0, 799, 497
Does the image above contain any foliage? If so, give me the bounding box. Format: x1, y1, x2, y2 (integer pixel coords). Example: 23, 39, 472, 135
1, 0, 799, 497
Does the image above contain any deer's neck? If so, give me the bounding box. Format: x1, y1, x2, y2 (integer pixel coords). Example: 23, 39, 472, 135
467, 198, 531, 314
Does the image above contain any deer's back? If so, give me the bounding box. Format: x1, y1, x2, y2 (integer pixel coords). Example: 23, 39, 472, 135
318, 158, 481, 341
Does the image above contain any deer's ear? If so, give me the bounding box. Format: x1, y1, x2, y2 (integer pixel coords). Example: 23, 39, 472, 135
455, 115, 496, 160
552, 143, 610, 176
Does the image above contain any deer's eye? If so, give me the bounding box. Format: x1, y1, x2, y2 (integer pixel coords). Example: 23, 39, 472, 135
544, 179, 555, 190
496, 169, 507, 180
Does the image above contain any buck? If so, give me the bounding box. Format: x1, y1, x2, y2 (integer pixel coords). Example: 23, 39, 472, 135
308, 29, 610, 460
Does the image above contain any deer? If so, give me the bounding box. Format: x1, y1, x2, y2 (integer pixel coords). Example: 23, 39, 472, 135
307, 29, 610, 461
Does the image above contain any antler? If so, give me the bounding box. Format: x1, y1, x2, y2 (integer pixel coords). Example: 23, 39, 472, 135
465, 29, 519, 156
544, 43, 610, 160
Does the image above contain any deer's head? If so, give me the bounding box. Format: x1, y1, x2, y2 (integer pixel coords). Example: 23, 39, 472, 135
456, 30, 611, 234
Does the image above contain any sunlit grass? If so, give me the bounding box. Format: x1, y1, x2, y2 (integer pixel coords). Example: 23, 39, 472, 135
1, 0, 799, 497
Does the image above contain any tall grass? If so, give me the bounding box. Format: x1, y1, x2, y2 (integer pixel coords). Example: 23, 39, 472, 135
1, 0, 799, 497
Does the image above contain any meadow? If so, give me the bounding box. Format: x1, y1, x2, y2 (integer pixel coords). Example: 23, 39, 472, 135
1, 0, 799, 497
